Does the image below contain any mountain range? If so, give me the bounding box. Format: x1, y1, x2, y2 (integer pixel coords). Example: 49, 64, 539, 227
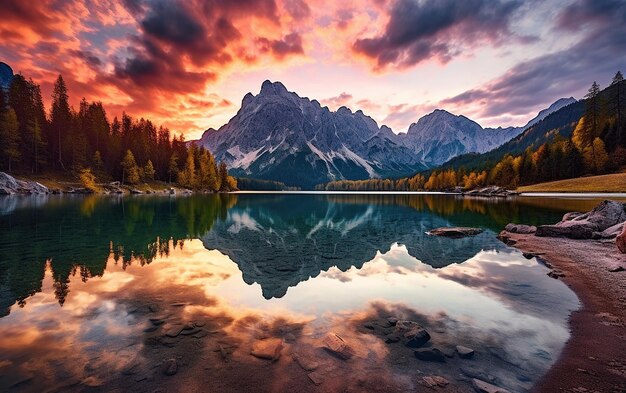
195, 80, 576, 188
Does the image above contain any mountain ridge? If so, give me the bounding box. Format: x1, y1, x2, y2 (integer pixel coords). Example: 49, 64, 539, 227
195, 80, 576, 188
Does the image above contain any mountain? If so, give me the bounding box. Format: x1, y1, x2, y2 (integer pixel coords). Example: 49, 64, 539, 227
196, 81, 425, 188
401, 97, 577, 167
524, 97, 577, 128
194, 80, 579, 188
401, 110, 523, 166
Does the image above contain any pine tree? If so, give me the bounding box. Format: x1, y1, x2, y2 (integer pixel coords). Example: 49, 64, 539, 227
218, 162, 229, 192
50, 75, 71, 170
178, 148, 195, 188
168, 153, 178, 184
0, 108, 20, 172
121, 149, 140, 184
143, 159, 155, 181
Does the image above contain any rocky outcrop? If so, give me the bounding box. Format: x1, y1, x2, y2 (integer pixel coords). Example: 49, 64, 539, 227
427, 227, 483, 238
536, 200, 626, 239
592, 222, 624, 239
0, 172, 49, 195
464, 186, 519, 198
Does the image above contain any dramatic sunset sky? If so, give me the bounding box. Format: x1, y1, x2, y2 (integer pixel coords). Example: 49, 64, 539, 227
1, 0, 625, 139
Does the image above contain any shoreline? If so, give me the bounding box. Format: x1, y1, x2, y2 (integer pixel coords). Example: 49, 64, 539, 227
498, 231, 626, 393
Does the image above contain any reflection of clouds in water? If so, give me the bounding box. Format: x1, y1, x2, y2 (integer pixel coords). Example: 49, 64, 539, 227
0, 240, 579, 393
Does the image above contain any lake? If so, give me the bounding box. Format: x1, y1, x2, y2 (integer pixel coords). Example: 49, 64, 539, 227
0, 193, 619, 392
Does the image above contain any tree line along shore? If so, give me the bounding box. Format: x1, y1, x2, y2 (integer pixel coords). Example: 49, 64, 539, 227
0, 73, 237, 193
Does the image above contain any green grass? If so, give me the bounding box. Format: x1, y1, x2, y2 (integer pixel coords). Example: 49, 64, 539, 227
518, 173, 626, 193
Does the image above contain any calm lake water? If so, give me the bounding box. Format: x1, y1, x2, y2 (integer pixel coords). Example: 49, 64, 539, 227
0, 193, 621, 392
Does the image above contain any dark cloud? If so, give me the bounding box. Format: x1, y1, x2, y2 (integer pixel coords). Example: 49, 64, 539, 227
441, 0, 626, 120
353, 0, 526, 69
69, 50, 102, 67
141, 1, 205, 44
284, 0, 311, 20
257, 33, 304, 59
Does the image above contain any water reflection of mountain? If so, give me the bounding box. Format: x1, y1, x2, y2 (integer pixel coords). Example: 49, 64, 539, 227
0, 195, 236, 316
0, 193, 600, 315
201, 195, 510, 299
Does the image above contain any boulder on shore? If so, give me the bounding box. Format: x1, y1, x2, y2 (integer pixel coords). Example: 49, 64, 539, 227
464, 186, 519, 197
592, 222, 625, 239
536, 200, 626, 239
0, 172, 49, 195
427, 227, 483, 238
504, 224, 536, 234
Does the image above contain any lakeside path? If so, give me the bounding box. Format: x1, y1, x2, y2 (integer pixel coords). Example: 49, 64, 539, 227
498, 232, 626, 393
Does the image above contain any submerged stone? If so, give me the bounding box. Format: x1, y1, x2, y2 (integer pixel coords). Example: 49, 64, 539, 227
322, 333, 354, 360
427, 227, 483, 238
472, 378, 510, 393
414, 348, 446, 362
250, 338, 283, 360
456, 345, 475, 358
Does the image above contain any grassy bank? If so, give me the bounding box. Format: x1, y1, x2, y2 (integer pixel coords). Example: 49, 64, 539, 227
518, 173, 626, 193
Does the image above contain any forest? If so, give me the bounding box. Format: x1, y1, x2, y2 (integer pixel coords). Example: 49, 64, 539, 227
0, 73, 236, 192
320, 72, 625, 191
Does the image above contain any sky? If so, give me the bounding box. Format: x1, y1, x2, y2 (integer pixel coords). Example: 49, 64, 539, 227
1, 0, 625, 140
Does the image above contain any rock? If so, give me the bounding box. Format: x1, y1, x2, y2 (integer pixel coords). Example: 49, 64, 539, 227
593, 222, 624, 239
250, 338, 283, 360
471, 378, 510, 393
608, 266, 625, 272
293, 353, 319, 371
162, 358, 178, 376
0, 172, 49, 195
322, 333, 354, 360
617, 223, 626, 254
386, 317, 398, 326
394, 321, 431, 347
465, 186, 519, 197
497, 231, 517, 246
422, 375, 449, 388
547, 269, 566, 279
504, 223, 536, 234
536, 224, 594, 239
130, 188, 144, 194
169, 188, 176, 195
427, 227, 483, 238
561, 211, 584, 222
456, 345, 475, 358
538, 201, 626, 239
414, 348, 446, 362
385, 334, 401, 344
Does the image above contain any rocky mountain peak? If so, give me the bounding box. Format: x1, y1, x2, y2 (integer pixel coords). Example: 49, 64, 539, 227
259, 80, 289, 96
